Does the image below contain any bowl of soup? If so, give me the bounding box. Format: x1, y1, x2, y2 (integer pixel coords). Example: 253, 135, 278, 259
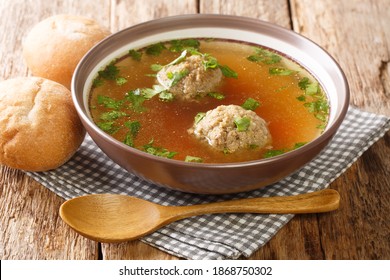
72, 14, 349, 194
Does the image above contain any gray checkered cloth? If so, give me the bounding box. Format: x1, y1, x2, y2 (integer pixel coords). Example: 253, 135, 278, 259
26, 106, 390, 259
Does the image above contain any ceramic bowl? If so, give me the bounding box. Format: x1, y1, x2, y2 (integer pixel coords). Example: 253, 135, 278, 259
72, 14, 349, 194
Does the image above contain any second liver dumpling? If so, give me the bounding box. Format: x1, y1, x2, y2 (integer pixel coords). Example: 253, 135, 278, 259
189, 105, 272, 153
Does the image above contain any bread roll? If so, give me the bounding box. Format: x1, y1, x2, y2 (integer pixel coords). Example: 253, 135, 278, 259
0, 77, 85, 171
22, 14, 111, 89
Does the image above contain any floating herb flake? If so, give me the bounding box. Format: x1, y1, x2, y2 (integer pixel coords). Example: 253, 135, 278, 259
142, 140, 177, 159
129, 49, 142, 61
241, 98, 260, 111
169, 39, 200, 52
185, 156, 203, 163
208, 92, 225, 100
247, 47, 281, 65
100, 110, 127, 121
97, 95, 123, 110
269, 67, 296, 76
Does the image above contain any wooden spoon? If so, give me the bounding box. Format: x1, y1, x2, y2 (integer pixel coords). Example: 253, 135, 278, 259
59, 189, 339, 243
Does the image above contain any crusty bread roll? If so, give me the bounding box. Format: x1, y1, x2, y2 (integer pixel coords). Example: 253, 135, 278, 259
0, 77, 86, 171
22, 14, 111, 89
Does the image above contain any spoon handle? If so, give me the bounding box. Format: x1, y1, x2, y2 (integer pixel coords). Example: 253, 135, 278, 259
166, 189, 340, 220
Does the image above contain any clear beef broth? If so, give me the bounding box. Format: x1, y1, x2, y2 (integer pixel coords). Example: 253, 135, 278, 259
89, 39, 329, 163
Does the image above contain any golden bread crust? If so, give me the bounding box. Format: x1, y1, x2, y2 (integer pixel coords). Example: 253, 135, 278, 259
0, 77, 85, 171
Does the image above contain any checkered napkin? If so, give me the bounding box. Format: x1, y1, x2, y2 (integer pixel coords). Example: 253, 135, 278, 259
26, 106, 390, 260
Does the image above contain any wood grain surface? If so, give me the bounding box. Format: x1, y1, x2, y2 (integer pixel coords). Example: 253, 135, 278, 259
0, 0, 389, 260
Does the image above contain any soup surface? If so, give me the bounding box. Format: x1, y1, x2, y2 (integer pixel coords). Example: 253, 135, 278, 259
89, 39, 329, 163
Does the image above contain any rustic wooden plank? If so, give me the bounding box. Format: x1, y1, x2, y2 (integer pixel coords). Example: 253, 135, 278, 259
290, 0, 390, 259
0, 166, 99, 259
0, 0, 110, 260
290, 0, 390, 115
109, 0, 199, 31
200, 0, 291, 29
102, 241, 180, 260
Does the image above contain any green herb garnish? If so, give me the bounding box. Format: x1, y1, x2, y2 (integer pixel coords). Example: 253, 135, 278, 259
203, 55, 219, 70
298, 77, 310, 90
293, 142, 307, 149
116, 77, 128, 86
126, 89, 147, 112
159, 91, 174, 102
100, 111, 127, 121
241, 98, 260, 111
142, 140, 177, 159
98, 64, 119, 80
247, 47, 281, 65
129, 49, 142, 61
264, 149, 285, 158
185, 156, 203, 163
93, 63, 121, 87
97, 121, 119, 134
208, 92, 225, 100
234, 117, 251, 132
151, 64, 163, 72
264, 142, 307, 158
194, 112, 206, 125
269, 67, 296, 76
167, 69, 190, 87
169, 39, 200, 52
123, 121, 141, 147
125, 121, 141, 137
145, 42, 166, 56
219, 65, 238, 78
97, 95, 123, 110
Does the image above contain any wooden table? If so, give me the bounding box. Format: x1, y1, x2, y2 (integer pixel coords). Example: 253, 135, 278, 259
1, 0, 389, 260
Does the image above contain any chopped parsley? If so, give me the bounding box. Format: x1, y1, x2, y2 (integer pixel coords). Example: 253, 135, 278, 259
269, 67, 296, 76
98, 64, 119, 80
151, 64, 163, 72
208, 92, 225, 100
166, 69, 190, 87
125, 121, 141, 137
125, 89, 148, 112
241, 98, 260, 111
116, 77, 128, 86
203, 55, 219, 70
298, 77, 310, 90
93, 62, 127, 87
123, 121, 141, 147
159, 91, 174, 102
247, 47, 281, 65
194, 112, 206, 124
234, 117, 251, 132
97, 95, 123, 110
264, 149, 285, 158
185, 156, 203, 163
142, 140, 177, 159
169, 39, 200, 52
219, 65, 238, 78
297, 76, 329, 127
145, 42, 166, 56
100, 110, 127, 121
264, 142, 308, 158
97, 121, 119, 135
201, 54, 238, 78
129, 49, 142, 61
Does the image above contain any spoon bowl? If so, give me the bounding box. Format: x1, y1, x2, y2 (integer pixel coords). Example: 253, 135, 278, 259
59, 189, 340, 243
